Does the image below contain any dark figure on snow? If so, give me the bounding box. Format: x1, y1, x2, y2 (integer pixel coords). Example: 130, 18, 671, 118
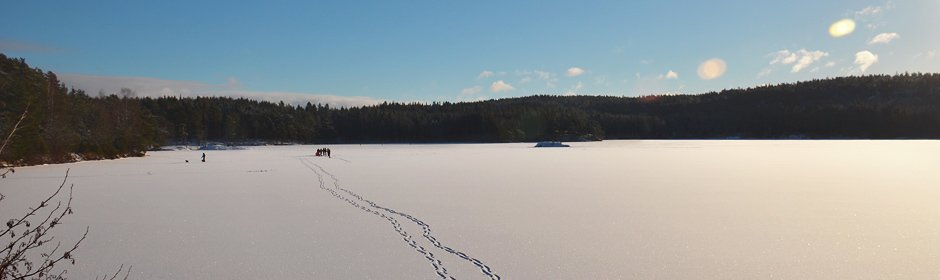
201, 153, 206, 162
326, 148, 331, 158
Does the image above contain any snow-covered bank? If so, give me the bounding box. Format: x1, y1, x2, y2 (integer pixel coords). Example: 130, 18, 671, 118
2, 141, 939, 279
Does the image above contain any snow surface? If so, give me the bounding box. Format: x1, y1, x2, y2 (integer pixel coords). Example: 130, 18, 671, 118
2, 140, 940, 279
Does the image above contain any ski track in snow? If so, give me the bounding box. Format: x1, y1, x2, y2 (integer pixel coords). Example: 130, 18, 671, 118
299, 158, 456, 280
331, 156, 353, 163
303, 158, 501, 280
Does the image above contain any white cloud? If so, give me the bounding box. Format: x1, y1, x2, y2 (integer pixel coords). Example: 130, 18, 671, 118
512, 71, 534, 85
757, 68, 773, 78
490, 80, 515, 93
866, 22, 885, 30
477, 70, 494, 79
854, 2, 893, 30
658, 70, 679, 80
825, 61, 837, 67
59, 73, 381, 107
566, 67, 585, 77
529, 70, 559, 87
855, 6, 884, 18
855, 2, 893, 18
915, 49, 939, 60
770, 50, 798, 64
868, 32, 899, 44
226, 76, 241, 88
459, 86, 482, 96
512, 69, 562, 87
564, 81, 584, 96
854, 51, 879, 72
534, 70, 553, 80
770, 49, 829, 73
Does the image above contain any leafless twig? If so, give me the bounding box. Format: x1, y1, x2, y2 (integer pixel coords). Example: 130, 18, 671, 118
0, 103, 29, 162
0, 104, 129, 279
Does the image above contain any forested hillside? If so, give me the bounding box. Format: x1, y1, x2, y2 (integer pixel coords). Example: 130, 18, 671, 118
0, 55, 161, 165
2, 53, 939, 165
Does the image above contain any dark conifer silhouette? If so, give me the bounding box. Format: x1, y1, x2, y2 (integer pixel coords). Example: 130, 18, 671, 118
3, 53, 939, 166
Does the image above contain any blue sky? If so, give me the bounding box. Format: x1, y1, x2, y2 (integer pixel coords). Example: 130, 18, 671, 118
2, 0, 939, 106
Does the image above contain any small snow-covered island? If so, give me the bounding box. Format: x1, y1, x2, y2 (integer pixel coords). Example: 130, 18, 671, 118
534, 141, 570, 147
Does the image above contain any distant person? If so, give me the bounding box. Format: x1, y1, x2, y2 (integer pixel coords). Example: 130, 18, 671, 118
201, 153, 206, 162
327, 148, 331, 158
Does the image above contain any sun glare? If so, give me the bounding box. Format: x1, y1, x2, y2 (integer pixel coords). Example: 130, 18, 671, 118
829, 19, 856, 38
697, 58, 727, 80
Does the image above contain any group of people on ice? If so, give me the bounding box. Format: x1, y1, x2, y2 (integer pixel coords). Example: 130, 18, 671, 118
315, 148, 331, 158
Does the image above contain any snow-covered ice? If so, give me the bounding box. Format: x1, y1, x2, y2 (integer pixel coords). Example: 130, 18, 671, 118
2, 140, 939, 279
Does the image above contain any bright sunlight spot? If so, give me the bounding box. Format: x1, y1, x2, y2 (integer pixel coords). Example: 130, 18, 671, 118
697, 58, 727, 80
829, 18, 856, 38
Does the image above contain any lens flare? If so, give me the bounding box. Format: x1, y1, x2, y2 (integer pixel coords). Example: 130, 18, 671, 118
829, 19, 856, 38
698, 58, 727, 80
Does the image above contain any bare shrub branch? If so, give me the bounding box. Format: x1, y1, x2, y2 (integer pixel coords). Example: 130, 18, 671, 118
1, 104, 129, 279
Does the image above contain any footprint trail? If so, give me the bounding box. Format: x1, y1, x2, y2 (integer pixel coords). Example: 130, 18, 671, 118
308, 160, 501, 280
299, 158, 456, 280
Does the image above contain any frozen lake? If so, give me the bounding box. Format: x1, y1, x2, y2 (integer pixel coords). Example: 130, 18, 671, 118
2, 140, 939, 279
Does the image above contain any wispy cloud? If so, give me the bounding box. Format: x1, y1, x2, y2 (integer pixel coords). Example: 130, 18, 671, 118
226, 76, 241, 88
868, 32, 899, 44
477, 70, 494, 79
59, 73, 381, 107
855, 5, 884, 18
854, 2, 893, 30
658, 70, 679, 80
459, 85, 483, 96
757, 68, 772, 78
564, 81, 584, 96
855, 1, 894, 19
913, 49, 938, 60
610, 46, 625, 55
525, 70, 558, 87
566, 67, 585, 77
0, 40, 59, 53
854, 51, 879, 72
770, 49, 829, 73
490, 80, 515, 93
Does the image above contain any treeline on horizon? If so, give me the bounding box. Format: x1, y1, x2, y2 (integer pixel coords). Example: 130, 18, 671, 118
2, 53, 940, 165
